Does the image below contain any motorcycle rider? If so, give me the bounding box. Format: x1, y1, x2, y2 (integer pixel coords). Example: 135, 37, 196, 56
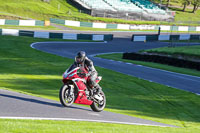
74, 51, 102, 95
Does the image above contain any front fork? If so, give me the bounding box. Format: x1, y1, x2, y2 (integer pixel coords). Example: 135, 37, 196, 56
67, 85, 74, 98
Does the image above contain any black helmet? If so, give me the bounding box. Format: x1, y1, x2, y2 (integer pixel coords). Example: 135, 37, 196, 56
75, 51, 86, 64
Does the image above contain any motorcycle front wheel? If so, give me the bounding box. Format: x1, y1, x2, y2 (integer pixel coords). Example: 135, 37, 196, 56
90, 90, 106, 112
59, 85, 75, 107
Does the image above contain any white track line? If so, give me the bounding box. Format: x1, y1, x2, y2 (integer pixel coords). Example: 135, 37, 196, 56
0, 117, 175, 127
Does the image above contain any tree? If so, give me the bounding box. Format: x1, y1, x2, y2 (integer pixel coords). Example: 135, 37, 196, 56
191, 0, 200, 13
181, 0, 190, 12
166, 0, 170, 8
42, 0, 50, 3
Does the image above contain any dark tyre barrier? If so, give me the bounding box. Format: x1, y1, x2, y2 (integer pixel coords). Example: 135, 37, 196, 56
123, 52, 200, 71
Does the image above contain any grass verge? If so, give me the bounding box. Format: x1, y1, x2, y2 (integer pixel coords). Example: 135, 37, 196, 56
143, 45, 200, 59
0, 35, 200, 132
0, 25, 60, 30
169, 7, 200, 22
96, 53, 200, 77
0, 119, 191, 133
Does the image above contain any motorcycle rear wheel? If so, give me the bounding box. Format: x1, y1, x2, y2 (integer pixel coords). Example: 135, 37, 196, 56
59, 85, 75, 107
90, 91, 106, 112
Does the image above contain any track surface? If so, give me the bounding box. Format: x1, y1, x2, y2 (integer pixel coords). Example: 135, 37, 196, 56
31, 38, 200, 94
0, 89, 176, 127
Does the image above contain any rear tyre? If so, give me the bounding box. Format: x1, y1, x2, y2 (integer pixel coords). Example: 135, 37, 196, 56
59, 85, 75, 107
90, 91, 106, 112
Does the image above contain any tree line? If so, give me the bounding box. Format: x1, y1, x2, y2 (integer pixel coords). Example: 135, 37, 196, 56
155, 0, 200, 13
180, 0, 199, 13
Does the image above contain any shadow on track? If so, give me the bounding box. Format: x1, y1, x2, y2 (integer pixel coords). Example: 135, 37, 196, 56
0, 93, 91, 111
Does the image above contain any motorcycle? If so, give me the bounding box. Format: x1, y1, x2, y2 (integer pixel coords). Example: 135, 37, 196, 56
59, 64, 106, 112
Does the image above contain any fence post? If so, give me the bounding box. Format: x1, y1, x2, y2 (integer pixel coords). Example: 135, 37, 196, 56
188, 21, 191, 47
158, 26, 161, 35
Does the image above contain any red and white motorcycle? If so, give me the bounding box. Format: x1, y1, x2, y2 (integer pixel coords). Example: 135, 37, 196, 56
59, 65, 106, 112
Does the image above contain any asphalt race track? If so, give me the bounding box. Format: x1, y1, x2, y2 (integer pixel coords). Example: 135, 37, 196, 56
0, 89, 176, 127
0, 33, 199, 127
31, 38, 200, 94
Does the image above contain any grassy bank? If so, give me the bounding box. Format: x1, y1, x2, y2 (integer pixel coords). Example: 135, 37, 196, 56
169, 7, 200, 22
96, 51, 200, 77
0, 0, 79, 20
144, 45, 200, 59
0, 119, 193, 133
0, 25, 60, 30
0, 35, 200, 132
0, 0, 199, 26
1, 119, 199, 133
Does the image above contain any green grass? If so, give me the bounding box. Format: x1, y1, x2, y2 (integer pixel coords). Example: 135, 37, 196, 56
96, 53, 200, 77
0, 119, 194, 133
169, 7, 200, 22
0, 0, 79, 20
0, 35, 200, 132
0, 25, 60, 30
0, 0, 161, 25
144, 45, 200, 59
0, 12, 28, 20
0, 0, 199, 26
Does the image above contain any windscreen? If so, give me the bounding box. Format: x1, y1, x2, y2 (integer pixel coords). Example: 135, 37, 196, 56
67, 64, 77, 72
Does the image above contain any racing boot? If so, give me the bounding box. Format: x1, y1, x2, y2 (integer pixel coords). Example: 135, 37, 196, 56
92, 84, 104, 101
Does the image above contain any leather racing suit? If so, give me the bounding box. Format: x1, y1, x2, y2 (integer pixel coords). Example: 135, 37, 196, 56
74, 57, 102, 93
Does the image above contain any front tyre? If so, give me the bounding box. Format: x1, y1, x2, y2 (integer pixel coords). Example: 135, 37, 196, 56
90, 91, 106, 112
59, 85, 74, 107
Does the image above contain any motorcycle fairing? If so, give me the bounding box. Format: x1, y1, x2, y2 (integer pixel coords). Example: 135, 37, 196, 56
73, 80, 93, 105
62, 65, 101, 106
